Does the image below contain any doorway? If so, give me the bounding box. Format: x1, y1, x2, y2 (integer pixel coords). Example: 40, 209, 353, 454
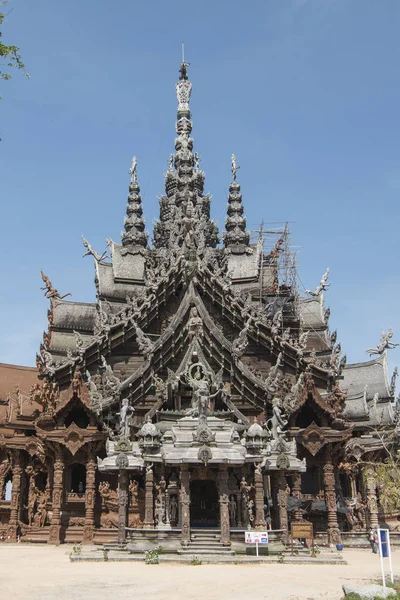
190, 480, 219, 527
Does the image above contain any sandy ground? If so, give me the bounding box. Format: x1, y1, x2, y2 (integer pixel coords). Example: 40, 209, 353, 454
0, 545, 398, 600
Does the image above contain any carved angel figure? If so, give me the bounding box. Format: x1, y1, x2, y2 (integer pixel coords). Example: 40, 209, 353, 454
271, 309, 282, 338
186, 362, 222, 418
366, 329, 399, 356
169, 495, 178, 523
390, 366, 398, 397
117, 398, 134, 438
187, 306, 203, 341
72, 366, 84, 395
232, 319, 251, 360
269, 397, 288, 440
265, 352, 282, 392
30, 380, 59, 413
305, 268, 330, 296
40, 271, 71, 300
153, 374, 166, 402
82, 235, 108, 262
283, 373, 304, 415
231, 154, 240, 181
130, 155, 137, 183
135, 325, 153, 356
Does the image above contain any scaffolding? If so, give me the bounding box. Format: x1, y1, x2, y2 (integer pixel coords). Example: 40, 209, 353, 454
249, 221, 299, 304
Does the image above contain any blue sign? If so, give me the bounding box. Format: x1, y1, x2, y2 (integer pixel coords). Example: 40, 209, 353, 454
380, 529, 389, 558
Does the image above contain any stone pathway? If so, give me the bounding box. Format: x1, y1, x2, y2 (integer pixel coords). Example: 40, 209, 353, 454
1, 545, 398, 600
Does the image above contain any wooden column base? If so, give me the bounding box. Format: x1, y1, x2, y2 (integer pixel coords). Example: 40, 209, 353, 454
48, 524, 62, 544
6, 524, 18, 542
327, 526, 341, 546
82, 525, 94, 544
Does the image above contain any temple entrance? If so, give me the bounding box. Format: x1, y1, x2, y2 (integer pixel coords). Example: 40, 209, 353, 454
190, 480, 219, 527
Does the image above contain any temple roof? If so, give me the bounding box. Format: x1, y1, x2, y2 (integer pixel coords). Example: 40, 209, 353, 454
341, 352, 394, 427
52, 299, 96, 331
0, 363, 41, 427
26, 60, 393, 447
342, 353, 391, 401
0, 363, 39, 400
299, 295, 330, 352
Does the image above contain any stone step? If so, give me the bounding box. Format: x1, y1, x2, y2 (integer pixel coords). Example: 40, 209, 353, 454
190, 539, 222, 544
189, 543, 226, 549
191, 529, 220, 533
178, 549, 235, 555
103, 542, 128, 552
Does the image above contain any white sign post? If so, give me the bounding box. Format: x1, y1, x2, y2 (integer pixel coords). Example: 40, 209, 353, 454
245, 531, 269, 557
377, 528, 394, 587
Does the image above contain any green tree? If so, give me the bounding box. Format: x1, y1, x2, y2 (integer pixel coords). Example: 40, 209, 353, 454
0, 1, 28, 96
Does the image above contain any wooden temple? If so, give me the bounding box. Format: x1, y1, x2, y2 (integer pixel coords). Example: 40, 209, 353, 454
0, 60, 398, 551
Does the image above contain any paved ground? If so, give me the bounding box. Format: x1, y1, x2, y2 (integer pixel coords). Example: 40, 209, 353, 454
1, 545, 398, 600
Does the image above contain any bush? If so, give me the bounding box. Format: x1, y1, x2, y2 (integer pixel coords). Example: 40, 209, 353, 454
191, 556, 202, 565
144, 545, 163, 564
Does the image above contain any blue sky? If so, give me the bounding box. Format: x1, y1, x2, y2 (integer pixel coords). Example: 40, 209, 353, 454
0, 0, 399, 383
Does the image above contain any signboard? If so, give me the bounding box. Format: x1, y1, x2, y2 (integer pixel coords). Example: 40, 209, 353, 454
379, 529, 389, 558
291, 521, 315, 557
377, 528, 394, 587
291, 522, 313, 539
245, 531, 269, 544
245, 531, 268, 556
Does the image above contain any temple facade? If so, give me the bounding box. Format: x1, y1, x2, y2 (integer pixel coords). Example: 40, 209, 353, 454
0, 61, 398, 550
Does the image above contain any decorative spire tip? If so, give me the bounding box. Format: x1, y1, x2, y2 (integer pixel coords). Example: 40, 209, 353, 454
130, 156, 137, 184
179, 43, 190, 81
231, 154, 240, 181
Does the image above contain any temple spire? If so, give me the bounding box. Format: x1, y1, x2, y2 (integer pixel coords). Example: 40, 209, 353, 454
223, 154, 250, 250
152, 60, 218, 250
121, 156, 148, 249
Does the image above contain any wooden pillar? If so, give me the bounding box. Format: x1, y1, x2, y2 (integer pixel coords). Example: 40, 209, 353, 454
323, 451, 341, 545
143, 465, 154, 529
292, 472, 302, 521
364, 466, 379, 530
83, 446, 96, 544
117, 468, 128, 544
275, 472, 289, 536
348, 472, 357, 499
237, 492, 242, 527
218, 466, 231, 546
165, 489, 171, 529
180, 465, 190, 546
49, 446, 64, 544
7, 450, 23, 542
0, 455, 10, 502
254, 466, 266, 530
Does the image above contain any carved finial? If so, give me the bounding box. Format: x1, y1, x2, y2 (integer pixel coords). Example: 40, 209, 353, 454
223, 155, 249, 249
129, 156, 137, 185
179, 43, 190, 81
168, 153, 174, 173
194, 152, 200, 173
122, 156, 148, 249
176, 62, 192, 112
231, 154, 240, 181
390, 366, 398, 397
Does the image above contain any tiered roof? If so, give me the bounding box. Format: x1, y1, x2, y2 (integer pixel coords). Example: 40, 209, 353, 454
1, 61, 396, 464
